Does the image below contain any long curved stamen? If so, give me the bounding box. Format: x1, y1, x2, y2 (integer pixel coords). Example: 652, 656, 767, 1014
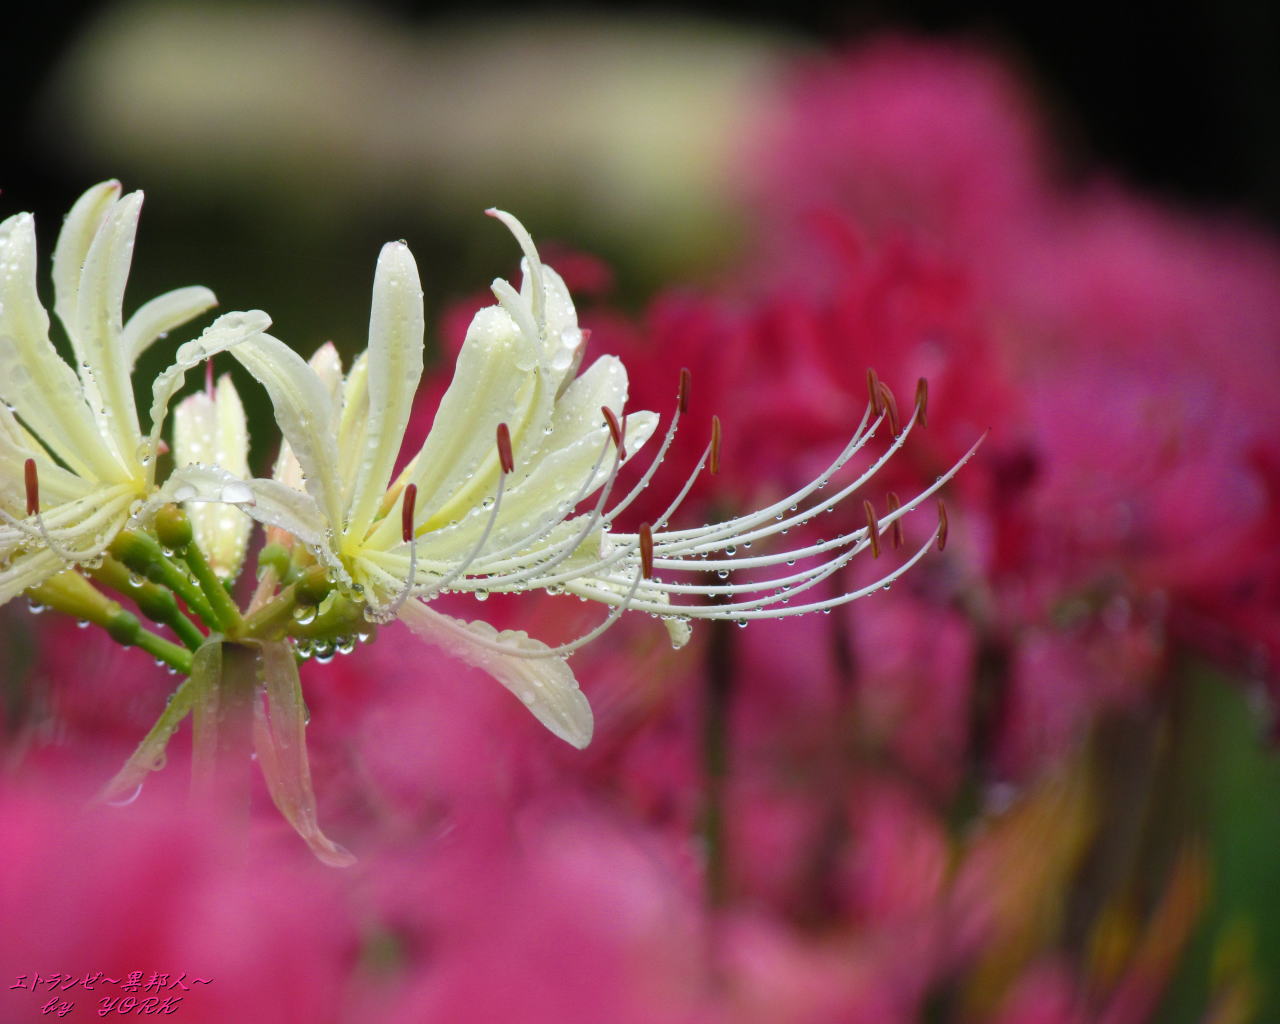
488, 436, 712, 592
652, 402, 875, 545
571, 525, 941, 622
655, 381, 930, 559
413, 470, 507, 600
453, 431, 617, 578
604, 369, 689, 522
474, 434, 622, 589
648, 430, 981, 572
399, 423, 516, 602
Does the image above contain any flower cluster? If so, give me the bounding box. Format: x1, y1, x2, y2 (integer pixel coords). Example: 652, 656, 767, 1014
4, 35, 1277, 1024
0, 182, 967, 859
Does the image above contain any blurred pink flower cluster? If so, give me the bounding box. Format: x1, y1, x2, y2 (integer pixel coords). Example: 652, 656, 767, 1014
4, 37, 1276, 1023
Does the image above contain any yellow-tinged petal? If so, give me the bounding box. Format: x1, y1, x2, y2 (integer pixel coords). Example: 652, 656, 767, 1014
343, 242, 424, 542
0, 547, 67, 605
0, 404, 90, 508
69, 190, 144, 467
229, 334, 344, 530
398, 600, 594, 748
370, 305, 553, 546
123, 284, 218, 366
0, 212, 121, 482
336, 351, 369, 504
51, 181, 121, 331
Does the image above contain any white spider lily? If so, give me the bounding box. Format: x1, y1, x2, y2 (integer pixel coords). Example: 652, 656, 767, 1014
230, 212, 977, 750
226, 213, 655, 747
0, 182, 271, 604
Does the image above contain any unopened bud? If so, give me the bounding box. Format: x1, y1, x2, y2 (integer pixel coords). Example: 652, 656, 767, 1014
155, 505, 194, 551
106, 610, 142, 646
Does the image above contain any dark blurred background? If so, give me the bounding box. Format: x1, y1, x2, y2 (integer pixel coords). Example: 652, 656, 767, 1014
9, 0, 1279, 223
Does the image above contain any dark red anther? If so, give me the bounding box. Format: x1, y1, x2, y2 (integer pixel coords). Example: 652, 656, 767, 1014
496, 422, 515, 474
863, 499, 881, 559
915, 377, 929, 428
710, 416, 722, 476
937, 500, 949, 552
639, 522, 654, 579
24, 458, 38, 517
678, 367, 691, 414
401, 484, 418, 543
601, 406, 626, 460
886, 492, 904, 549
878, 381, 900, 436
866, 368, 883, 416
204, 358, 214, 399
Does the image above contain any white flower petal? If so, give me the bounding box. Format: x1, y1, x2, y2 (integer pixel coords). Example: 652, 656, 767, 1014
51, 181, 121, 332
336, 351, 369, 503
0, 547, 67, 605
0, 404, 91, 508
0, 213, 121, 482
344, 242, 424, 541
123, 285, 218, 366
69, 191, 145, 467
398, 600, 594, 748
147, 309, 271, 471
369, 304, 553, 548
229, 333, 344, 530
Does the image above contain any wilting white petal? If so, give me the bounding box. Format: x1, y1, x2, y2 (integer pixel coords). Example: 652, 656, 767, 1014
254, 640, 355, 867
343, 242, 424, 542
123, 285, 218, 366
398, 601, 594, 748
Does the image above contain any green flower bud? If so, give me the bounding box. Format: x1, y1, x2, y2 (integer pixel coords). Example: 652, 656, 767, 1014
155, 505, 194, 551
107, 610, 142, 646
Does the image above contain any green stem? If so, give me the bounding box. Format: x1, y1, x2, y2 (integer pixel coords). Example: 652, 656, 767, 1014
27, 571, 191, 674
110, 531, 219, 630
91, 556, 206, 651
184, 543, 243, 637
131, 628, 195, 675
